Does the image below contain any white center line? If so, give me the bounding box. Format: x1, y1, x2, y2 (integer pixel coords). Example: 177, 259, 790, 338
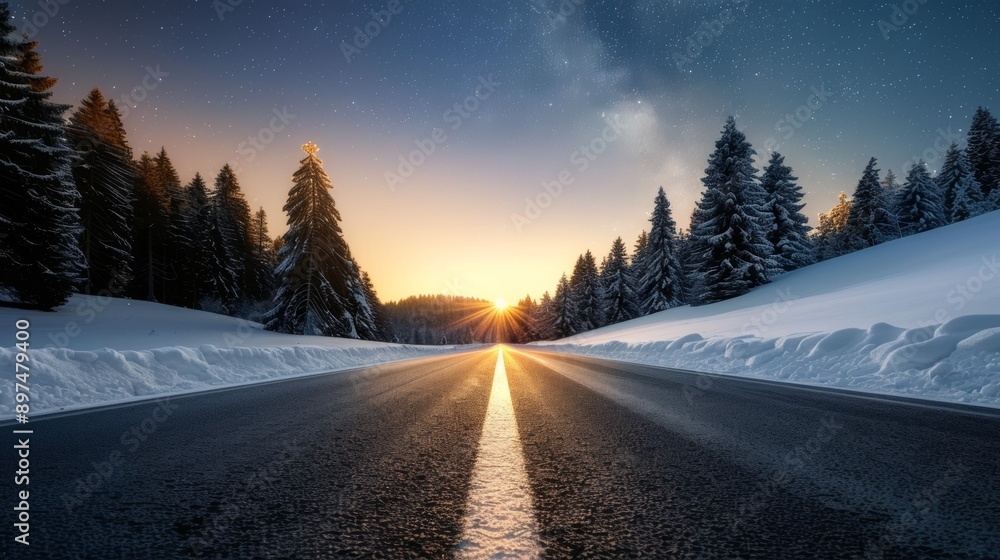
456, 347, 541, 559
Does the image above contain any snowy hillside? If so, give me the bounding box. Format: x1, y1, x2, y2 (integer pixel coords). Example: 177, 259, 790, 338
0, 298, 461, 417
539, 211, 1000, 407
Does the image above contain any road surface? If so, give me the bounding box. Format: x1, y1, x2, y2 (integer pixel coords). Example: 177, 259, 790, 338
4, 346, 999, 558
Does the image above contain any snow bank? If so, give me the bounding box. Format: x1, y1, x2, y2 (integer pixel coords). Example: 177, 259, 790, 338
537, 212, 1000, 408
0, 296, 461, 418
0, 295, 403, 352
0, 343, 456, 417
541, 315, 1000, 407
2, 342, 460, 416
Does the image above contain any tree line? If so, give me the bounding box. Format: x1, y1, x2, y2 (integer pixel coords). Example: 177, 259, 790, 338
381, 295, 501, 345
0, 5, 389, 340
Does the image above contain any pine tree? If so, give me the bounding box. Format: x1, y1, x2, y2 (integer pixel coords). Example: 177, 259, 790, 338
530, 291, 556, 340
966, 106, 1000, 200
346, 258, 380, 340
689, 117, 775, 304
813, 192, 852, 260
550, 274, 577, 338
895, 160, 945, 236
106, 100, 132, 159
601, 237, 639, 325
248, 207, 277, 301
937, 143, 984, 223
178, 173, 220, 307
129, 152, 168, 301
638, 187, 686, 312
674, 228, 699, 303
211, 164, 254, 309
68, 88, 136, 296
515, 295, 538, 343
359, 270, 389, 341
266, 142, 365, 337
882, 169, 900, 197
951, 177, 982, 223
630, 230, 649, 282
0, 24, 85, 309
154, 148, 188, 305
569, 251, 602, 332
844, 158, 899, 251
761, 152, 814, 273
0, 6, 26, 272
686, 185, 718, 300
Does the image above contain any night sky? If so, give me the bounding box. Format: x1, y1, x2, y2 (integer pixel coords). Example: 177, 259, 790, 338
12, 0, 1000, 302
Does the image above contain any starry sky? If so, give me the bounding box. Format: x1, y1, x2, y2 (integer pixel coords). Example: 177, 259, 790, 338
13, 0, 1000, 303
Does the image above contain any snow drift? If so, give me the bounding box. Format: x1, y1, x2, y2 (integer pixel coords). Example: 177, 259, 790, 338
0, 297, 460, 417
538, 211, 1000, 408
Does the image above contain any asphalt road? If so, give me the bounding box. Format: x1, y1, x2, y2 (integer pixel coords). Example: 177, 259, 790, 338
3, 346, 999, 559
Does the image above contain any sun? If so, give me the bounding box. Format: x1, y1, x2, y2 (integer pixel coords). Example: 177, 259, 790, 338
494, 298, 508, 311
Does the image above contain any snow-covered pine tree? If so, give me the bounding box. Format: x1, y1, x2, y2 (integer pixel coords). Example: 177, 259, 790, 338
0, 26, 85, 309
211, 164, 254, 310
152, 148, 189, 305
68, 88, 136, 296
937, 143, 984, 223
515, 295, 538, 342
686, 184, 717, 301
630, 230, 649, 284
359, 269, 389, 341
266, 142, 362, 337
129, 152, 168, 301
569, 251, 602, 332
951, 177, 983, 223
882, 169, 900, 197
813, 192, 852, 260
761, 152, 814, 273
844, 158, 899, 251
550, 274, 577, 338
177, 173, 221, 307
246, 206, 277, 301
531, 291, 556, 340
0, 8, 15, 278
895, 160, 945, 236
966, 106, 1000, 201
106, 100, 132, 159
674, 228, 699, 303
345, 257, 380, 340
601, 237, 639, 325
689, 117, 775, 304
637, 187, 686, 312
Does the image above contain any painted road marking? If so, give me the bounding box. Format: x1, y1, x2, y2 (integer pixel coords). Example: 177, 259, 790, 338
456, 347, 540, 559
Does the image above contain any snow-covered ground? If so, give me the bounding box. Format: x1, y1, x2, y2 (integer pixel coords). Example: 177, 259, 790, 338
538, 211, 1000, 408
0, 298, 463, 418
